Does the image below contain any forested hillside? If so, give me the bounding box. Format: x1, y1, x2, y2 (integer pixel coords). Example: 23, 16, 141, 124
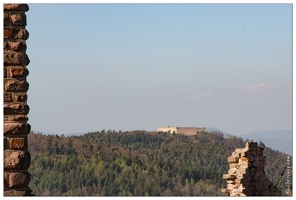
27, 130, 289, 196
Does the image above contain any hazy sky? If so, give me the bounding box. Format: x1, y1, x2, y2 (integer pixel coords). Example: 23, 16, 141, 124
24, 3, 292, 135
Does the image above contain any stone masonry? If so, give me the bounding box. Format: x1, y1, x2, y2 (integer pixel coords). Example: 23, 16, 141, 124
157, 126, 206, 136
4, 3, 32, 196
221, 142, 282, 196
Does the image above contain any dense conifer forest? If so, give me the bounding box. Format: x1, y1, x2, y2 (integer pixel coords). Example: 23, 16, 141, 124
27, 130, 290, 196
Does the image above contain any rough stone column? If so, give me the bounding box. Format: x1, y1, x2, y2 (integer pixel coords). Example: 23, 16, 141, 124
221, 142, 282, 196
4, 3, 32, 196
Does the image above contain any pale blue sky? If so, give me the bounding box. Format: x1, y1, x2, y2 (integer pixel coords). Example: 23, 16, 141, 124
24, 3, 292, 135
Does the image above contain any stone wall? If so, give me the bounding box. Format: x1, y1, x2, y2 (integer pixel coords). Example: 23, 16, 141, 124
157, 126, 205, 135
221, 142, 282, 196
157, 126, 178, 133
3, 3, 32, 196
176, 127, 205, 136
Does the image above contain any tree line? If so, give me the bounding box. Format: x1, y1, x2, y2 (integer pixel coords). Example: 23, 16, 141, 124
28, 130, 290, 196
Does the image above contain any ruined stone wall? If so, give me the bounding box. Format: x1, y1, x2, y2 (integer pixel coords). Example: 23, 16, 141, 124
3, 3, 32, 196
157, 126, 177, 133
221, 142, 282, 196
176, 127, 205, 135
157, 126, 205, 135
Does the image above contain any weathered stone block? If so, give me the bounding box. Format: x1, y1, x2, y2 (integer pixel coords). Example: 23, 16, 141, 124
249, 142, 257, 148
4, 172, 30, 188
9, 67, 29, 78
4, 52, 30, 66
240, 162, 249, 168
13, 93, 28, 102
227, 183, 235, 189
16, 29, 29, 40
4, 13, 10, 26
235, 173, 244, 179
255, 156, 260, 161
230, 192, 240, 196
255, 172, 262, 178
256, 166, 264, 172
4, 28, 29, 40
221, 188, 230, 193
255, 182, 263, 191
4, 79, 29, 92
241, 178, 252, 185
228, 168, 237, 174
230, 163, 237, 168
239, 157, 248, 163
248, 156, 254, 162
228, 156, 238, 163
252, 161, 260, 167
262, 181, 272, 188
4, 41, 9, 51
259, 172, 265, 178
249, 167, 257, 178
4, 104, 30, 115
4, 114, 28, 122
11, 14, 27, 26
4, 29, 13, 39
238, 167, 247, 173
4, 4, 29, 11
223, 173, 236, 180
242, 183, 255, 189
4, 189, 32, 196
249, 147, 257, 152
226, 180, 235, 184
250, 150, 256, 156
9, 137, 27, 150
242, 151, 250, 157
262, 190, 270, 196
4, 93, 13, 102
3, 122, 31, 135
10, 41, 27, 51
4, 150, 30, 170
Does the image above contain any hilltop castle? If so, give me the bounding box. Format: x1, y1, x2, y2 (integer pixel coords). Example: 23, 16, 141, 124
157, 126, 206, 136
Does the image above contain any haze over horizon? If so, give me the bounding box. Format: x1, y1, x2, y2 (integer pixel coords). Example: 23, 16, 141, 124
24, 3, 292, 136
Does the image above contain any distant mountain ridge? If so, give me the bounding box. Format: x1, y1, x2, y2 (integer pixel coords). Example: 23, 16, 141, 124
238, 130, 292, 155
205, 128, 292, 155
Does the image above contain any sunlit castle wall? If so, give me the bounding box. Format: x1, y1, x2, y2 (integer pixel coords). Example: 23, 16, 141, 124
157, 126, 205, 135
3, 3, 32, 196
176, 127, 205, 135
157, 126, 178, 133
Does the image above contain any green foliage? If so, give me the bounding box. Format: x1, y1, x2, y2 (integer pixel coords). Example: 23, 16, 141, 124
28, 130, 290, 196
